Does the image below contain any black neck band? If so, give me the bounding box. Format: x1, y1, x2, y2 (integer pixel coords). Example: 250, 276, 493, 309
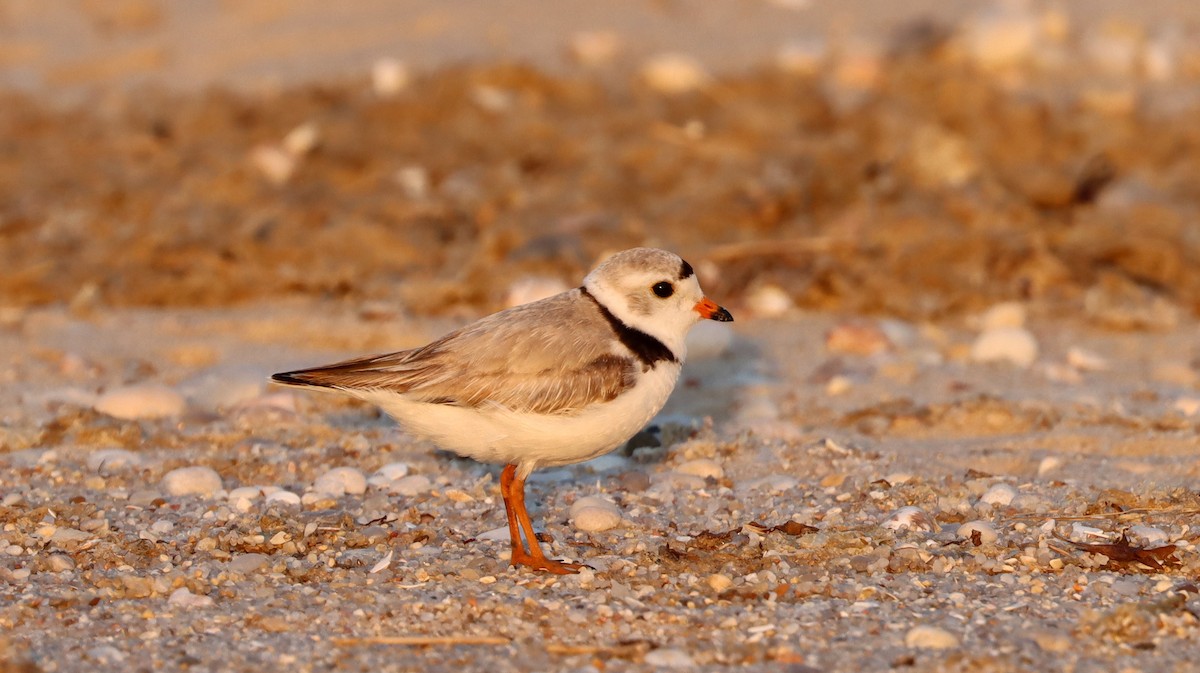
579, 287, 678, 367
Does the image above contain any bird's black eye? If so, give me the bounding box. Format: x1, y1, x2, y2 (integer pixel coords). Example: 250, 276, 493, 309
652, 281, 674, 298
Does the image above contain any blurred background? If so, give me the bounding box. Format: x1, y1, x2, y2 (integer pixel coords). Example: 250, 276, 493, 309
2, 0, 1199, 325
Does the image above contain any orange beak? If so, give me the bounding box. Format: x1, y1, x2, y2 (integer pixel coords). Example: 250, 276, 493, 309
694, 297, 734, 322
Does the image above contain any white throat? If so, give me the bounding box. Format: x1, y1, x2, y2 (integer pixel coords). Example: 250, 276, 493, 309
582, 280, 692, 363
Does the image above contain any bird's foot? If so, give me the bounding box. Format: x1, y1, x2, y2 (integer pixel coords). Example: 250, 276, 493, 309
510, 549, 586, 575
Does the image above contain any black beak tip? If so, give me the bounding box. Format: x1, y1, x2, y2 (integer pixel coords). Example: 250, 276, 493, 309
711, 307, 734, 322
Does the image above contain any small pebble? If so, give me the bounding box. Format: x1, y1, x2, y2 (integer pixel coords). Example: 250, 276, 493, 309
368, 462, 410, 487
167, 587, 214, 609
736, 395, 780, 423
883, 506, 937, 533
573, 507, 621, 532
979, 302, 1027, 330
1143, 29, 1179, 82
394, 165, 430, 200
227, 553, 270, 574
571, 496, 622, 532
1082, 22, 1142, 77
1040, 363, 1082, 384
613, 470, 651, 493
675, 458, 723, 480
94, 383, 186, 420
86, 646, 125, 664
264, 490, 301, 506
904, 625, 960, 650
653, 472, 707, 491
49, 527, 90, 542
957, 520, 1000, 545
746, 285, 793, 318
312, 467, 368, 497
979, 483, 1018, 506
232, 391, 298, 415
640, 53, 709, 94
825, 321, 892, 356
181, 366, 265, 412
739, 475, 798, 494
1070, 523, 1106, 541
250, 145, 296, 185
47, 554, 75, 572
570, 495, 620, 518
830, 41, 882, 96
970, 327, 1039, 367
85, 448, 142, 472
1066, 347, 1108, 371
568, 31, 622, 66
389, 475, 432, 496
1037, 456, 1063, 477
282, 122, 319, 156
1126, 525, 1170, 546
371, 58, 410, 97
227, 486, 263, 502
911, 124, 977, 188
963, 3, 1038, 71
776, 38, 826, 75
1030, 628, 1072, 653
229, 491, 259, 513
161, 466, 223, 497
1174, 397, 1200, 416
470, 85, 513, 113
707, 573, 733, 592
642, 648, 696, 668
128, 490, 161, 507
1013, 493, 1050, 512
825, 376, 852, 396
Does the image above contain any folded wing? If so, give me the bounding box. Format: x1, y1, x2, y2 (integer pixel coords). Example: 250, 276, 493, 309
271, 290, 639, 415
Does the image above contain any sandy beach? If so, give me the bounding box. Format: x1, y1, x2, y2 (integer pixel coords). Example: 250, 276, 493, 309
2, 2, 1200, 671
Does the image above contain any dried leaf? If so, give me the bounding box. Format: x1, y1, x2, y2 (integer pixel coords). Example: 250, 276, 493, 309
1055, 532, 1179, 570
656, 544, 686, 562
775, 520, 819, 536
748, 520, 818, 536
690, 529, 735, 550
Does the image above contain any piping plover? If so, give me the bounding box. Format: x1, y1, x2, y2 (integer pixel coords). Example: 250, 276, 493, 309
272, 247, 733, 574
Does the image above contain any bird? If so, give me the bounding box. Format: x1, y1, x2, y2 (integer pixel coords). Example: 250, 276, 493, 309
271, 247, 733, 574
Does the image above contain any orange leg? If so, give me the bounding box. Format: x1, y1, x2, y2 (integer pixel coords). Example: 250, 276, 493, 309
499, 465, 528, 557
498, 464, 582, 575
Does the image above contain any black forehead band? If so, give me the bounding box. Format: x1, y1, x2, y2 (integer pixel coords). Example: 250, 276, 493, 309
679, 259, 694, 280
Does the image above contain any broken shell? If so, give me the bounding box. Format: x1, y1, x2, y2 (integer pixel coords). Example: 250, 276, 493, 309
883, 506, 937, 533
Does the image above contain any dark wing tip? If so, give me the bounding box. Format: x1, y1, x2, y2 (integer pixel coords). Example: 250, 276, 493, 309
270, 370, 333, 388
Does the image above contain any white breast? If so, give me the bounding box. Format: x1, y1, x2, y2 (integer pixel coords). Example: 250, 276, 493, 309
361, 363, 682, 476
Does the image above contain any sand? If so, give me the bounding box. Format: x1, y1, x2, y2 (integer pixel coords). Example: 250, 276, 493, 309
2, 2, 1200, 671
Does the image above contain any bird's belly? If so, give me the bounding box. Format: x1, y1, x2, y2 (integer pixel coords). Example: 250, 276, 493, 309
362, 364, 681, 470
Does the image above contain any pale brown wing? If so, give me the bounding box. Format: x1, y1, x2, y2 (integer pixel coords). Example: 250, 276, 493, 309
271, 290, 639, 415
